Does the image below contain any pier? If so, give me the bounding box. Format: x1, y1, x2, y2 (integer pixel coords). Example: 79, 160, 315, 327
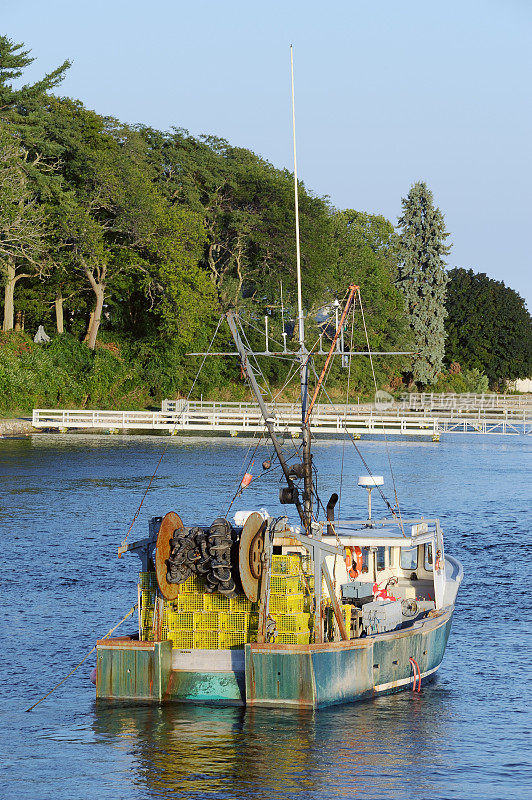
32, 400, 531, 437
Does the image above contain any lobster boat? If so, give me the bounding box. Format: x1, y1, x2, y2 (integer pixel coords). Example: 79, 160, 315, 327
94, 51, 462, 709
95, 300, 463, 709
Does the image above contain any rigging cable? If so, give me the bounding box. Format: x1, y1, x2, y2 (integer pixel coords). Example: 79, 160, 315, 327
311, 371, 399, 519
357, 291, 405, 533
119, 315, 224, 554
25, 604, 138, 712
238, 317, 272, 399
223, 429, 266, 520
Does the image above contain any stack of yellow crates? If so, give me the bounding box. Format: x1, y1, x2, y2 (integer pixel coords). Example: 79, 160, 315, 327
269, 554, 313, 644
138, 571, 259, 648
139, 571, 157, 641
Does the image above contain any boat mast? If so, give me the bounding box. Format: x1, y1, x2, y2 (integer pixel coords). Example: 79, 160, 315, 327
291, 45, 313, 531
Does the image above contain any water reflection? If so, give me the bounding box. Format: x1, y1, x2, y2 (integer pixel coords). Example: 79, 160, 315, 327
92, 686, 452, 799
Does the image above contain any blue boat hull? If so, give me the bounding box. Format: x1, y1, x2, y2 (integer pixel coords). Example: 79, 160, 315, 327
96, 609, 453, 709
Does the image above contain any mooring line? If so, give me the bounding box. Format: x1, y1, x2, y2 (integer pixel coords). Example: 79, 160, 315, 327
24, 604, 138, 713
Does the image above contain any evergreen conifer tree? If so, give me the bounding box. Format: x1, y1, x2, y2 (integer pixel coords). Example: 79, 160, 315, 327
0, 35, 70, 115
396, 182, 450, 384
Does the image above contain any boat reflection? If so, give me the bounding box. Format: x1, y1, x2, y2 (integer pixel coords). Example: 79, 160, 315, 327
92, 682, 453, 799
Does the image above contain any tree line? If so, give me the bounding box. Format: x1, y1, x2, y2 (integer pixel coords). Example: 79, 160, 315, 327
0, 34, 530, 412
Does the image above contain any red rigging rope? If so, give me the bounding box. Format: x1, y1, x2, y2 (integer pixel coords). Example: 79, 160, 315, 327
338, 301, 356, 520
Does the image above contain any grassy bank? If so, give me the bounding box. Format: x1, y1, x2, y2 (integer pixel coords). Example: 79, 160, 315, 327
0, 331, 492, 417
0, 331, 382, 415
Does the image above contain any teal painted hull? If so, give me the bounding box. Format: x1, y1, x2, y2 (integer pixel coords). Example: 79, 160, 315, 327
96, 640, 245, 705
246, 609, 453, 708
96, 609, 453, 709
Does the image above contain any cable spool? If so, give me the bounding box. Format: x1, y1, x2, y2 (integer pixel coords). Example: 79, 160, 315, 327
238, 512, 267, 602
155, 511, 184, 600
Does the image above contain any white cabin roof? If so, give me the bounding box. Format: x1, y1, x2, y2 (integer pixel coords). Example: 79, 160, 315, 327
323, 531, 434, 548
321, 519, 438, 548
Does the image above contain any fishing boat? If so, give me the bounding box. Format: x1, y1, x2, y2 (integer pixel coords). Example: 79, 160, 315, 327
94, 51, 463, 710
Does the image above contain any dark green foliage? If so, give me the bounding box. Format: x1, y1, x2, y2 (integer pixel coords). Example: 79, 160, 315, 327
445, 268, 532, 387
2, 32, 528, 412
0, 34, 70, 122
138, 128, 333, 313
397, 182, 450, 385
0, 332, 149, 413
431, 367, 489, 394
326, 209, 412, 390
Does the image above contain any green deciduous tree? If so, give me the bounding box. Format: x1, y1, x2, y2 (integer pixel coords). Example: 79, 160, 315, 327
396, 182, 450, 385
328, 209, 411, 389
445, 268, 532, 387
0, 124, 46, 331
139, 128, 333, 313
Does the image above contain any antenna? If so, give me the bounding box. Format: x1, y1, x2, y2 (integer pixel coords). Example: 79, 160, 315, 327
280, 281, 287, 353
290, 45, 313, 528
290, 45, 304, 349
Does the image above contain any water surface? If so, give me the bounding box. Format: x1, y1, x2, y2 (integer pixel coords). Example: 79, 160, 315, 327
1, 433, 530, 799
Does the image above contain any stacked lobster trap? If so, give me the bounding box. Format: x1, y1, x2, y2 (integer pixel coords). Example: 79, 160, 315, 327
138, 553, 319, 648
139, 571, 259, 648
268, 554, 314, 644
139, 550, 353, 648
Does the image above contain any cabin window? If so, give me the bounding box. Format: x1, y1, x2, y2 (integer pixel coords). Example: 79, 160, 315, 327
425, 544, 433, 571
400, 546, 418, 570
376, 547, 386, 571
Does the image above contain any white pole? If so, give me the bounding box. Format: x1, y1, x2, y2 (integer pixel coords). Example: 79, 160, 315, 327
280, 281, 287, 352
290, 45, 304, 348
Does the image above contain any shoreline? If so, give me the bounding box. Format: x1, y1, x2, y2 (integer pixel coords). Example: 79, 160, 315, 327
0, 418, 35, 436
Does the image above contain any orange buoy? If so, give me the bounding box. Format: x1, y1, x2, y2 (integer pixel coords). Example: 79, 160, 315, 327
240, 461, 254, 490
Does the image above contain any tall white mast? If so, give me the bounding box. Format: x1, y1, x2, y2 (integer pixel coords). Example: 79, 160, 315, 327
290, 45, 304, 349
290, 45, 312, 528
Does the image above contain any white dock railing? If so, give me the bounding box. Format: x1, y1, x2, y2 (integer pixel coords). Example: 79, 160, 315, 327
163, 395, 532, 414
32, 405, 531, 437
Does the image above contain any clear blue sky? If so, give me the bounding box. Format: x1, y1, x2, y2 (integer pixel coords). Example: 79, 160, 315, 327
4, 0, 531, 308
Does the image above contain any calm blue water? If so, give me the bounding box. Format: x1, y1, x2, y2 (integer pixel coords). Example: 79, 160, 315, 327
0, 433, 530, 800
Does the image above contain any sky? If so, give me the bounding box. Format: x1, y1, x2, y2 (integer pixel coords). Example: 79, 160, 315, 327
3, 0, 531, 308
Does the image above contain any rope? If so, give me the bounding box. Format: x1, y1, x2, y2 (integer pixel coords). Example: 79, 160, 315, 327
244, 316, 287, 352
224, 430, 266, 519
272, 359, 300, 403
315, 376, 398, 519
357, 292, 404, 533
304, 285, 358, 424
238, 318, 272, 399
25, 604, 138, 712
119, 316, 224, 553
409, 656, 421, 692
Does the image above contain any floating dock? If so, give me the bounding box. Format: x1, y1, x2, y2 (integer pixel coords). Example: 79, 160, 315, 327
32, 401, 531, 437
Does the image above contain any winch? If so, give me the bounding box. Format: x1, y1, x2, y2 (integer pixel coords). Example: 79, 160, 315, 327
155, 510, 267, 602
